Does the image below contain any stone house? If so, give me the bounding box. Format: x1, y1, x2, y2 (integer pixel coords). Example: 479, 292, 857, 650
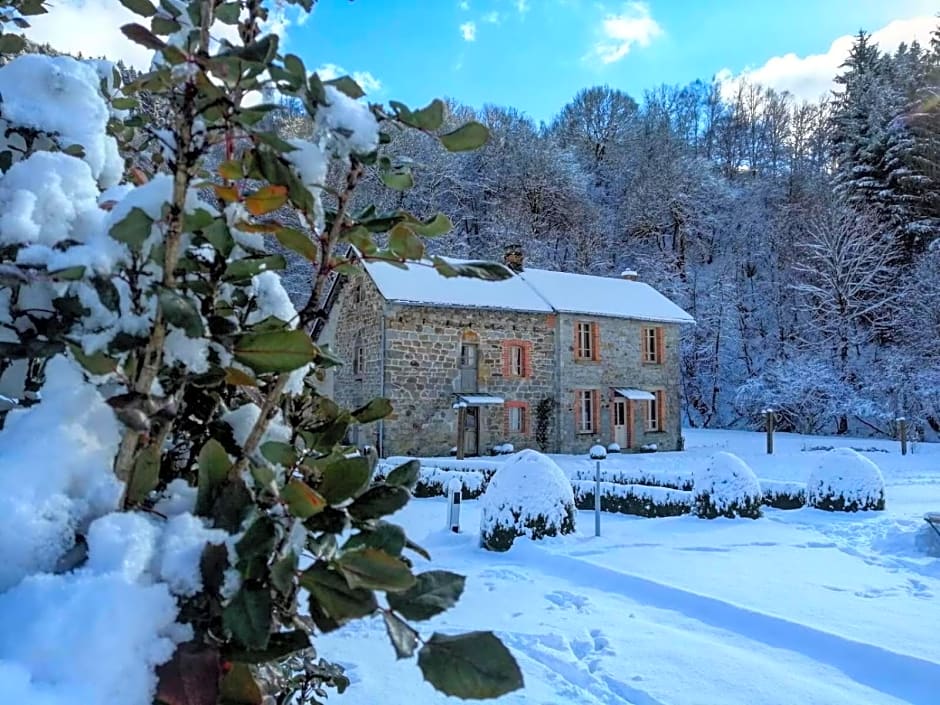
324, 249, 694, 457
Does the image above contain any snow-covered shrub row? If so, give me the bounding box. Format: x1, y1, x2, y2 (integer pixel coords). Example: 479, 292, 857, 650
480, 450, 576, 552
373, 463, 486, 500
385, 456, 501, 480
759, 480, 807, 510
692, 452, 763, 519
491, 442, 514, 455
806, 448, 886, 512
571, 481, 692, 518
567, 466, 694, 491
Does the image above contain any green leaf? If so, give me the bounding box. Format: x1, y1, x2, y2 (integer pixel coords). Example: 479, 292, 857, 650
300, 565, 378, 626
439, 121, 490, 152
119, 0, 156, 16
69, 343, 117, 376
236, 516, 276, 568
215, 1, 241, 24
126, 445, 160, 504
109, 207, 154, 252
158, 289, 204, 337
233, 329, 317, 374
275, 227, 317, 262
380, 166, 414, 191
348, 485, 411, 521
343, 521, 406, 557
431, 257, 512, 281
337, 547, 416, 592
325, 75, 364, 99
203, 220, 234, 256
196, 439, 231, 515
48, 265, 86, 281
121, 22, 166, 50
407, 213, 452, 237
223, 587, 272, 650
219, 663, 263, 705
386, 459, 420, 490
226, 630, 310, 664
260, 441, 297, 467
387, 570, 466, 621
111, 96, 138, 110
383, 611, 418, 660
0, 34, 26, 54
271, 551, 298, 595
418, 632, 523, 699
222, 254, 287, 282
281, 479, 327, 519
352, 397, 392, 424
317, 456, 371, 505
388, 223, 424, 260
151, 15, 181, 35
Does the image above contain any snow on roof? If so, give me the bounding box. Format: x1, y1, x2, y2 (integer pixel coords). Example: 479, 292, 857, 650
613, 388, 656, 401
518, 268, 695, 324
361, 258, 694, 324
362, 258, 553, 313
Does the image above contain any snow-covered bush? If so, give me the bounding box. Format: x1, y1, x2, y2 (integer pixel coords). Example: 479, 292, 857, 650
480, 450, 576, 552
606, 442, 621, 453
572, 481, 692, 518
0, 2, 521, 703
692, 452, 763, 519
491, 442, 515, 455
806, 448, 886, 512
760, 480, 807, 510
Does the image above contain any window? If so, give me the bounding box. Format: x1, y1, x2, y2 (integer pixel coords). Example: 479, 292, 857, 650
642, 326, 664, 364
646, 390, 665, 432
576, 389, 598, 434
505, 401, 528, 435
613, 401, 626, 427
353, 343, 364, 377
575, 321, 599, 361
502, 340, 531, 378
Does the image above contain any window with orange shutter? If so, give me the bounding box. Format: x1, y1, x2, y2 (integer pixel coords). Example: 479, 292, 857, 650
575, 322, 599, 361
576, 389, 597, 434
642, 326, 664, 364
645, 390, 666, 431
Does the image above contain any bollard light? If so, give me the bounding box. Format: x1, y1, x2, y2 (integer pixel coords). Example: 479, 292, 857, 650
589, 445, 606, 537
446, 477, 462, 533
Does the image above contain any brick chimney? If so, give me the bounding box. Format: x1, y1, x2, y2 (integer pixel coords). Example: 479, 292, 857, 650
620, 269, 639, 281
504, 244, 524, 273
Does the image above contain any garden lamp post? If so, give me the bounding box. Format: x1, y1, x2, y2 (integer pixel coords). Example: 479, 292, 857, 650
589, 444, 607, 537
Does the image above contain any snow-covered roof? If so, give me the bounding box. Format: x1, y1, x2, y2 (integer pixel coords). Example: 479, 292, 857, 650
361, 258, 694, 324
613, 388, 656, 401
455, 394, 504, 406
518, 268, 694, 324
362, 259, 553, 313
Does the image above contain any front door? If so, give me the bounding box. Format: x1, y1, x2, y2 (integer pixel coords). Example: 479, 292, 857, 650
613, 399, 630, 449
463, 406, 479, 456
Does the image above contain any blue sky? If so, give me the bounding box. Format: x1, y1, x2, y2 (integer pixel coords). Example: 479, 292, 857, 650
26, 1, 939, 125
289, 0, 938, 124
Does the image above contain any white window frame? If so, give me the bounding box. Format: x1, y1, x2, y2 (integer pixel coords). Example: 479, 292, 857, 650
646, 393, 660, 432
576, 322, 594, 360
353, 344, 364, 377
508, 405, 525, 433
643, 327, 659, 363
577, 389, 595, 434
509, 344, 525, 377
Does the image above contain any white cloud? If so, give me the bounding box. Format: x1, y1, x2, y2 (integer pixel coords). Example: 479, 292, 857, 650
21, 0, 308, 69
718, 15, 937, 102
459, 0, 470, 9
516, 0, 530, 15
460, 21, 477, 41
591, 2, 663, 64
482, 11, 502, 24
314, 63, 382, 95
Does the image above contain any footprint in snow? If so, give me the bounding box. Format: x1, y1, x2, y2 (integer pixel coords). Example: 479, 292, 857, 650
545, 590, 590, 612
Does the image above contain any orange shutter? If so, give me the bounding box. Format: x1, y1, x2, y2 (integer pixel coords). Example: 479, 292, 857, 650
524, 342, 533, 377
640, 327, 647, 363
656, 327, 665, 364
501, 342, 509, 377
591, 390, 600, 433
572, 323, 579, 359
591, 322, 600, 361
657, 390, 666, 432
523, 402, 530, 435
573, 390, 580, 432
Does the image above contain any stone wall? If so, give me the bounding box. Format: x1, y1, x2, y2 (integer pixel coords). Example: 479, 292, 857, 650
556, 314, 683, 453
329, 269, 385, 448
381, 305, 556, 457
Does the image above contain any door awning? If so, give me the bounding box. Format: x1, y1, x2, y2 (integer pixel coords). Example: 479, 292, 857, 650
613, 388, 656, 401
453, 393, 505, 408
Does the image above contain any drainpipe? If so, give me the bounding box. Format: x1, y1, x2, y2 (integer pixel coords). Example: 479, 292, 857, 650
378, 304, 388, 457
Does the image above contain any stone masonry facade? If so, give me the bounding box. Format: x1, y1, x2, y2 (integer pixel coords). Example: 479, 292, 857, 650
330, 267, 684, 456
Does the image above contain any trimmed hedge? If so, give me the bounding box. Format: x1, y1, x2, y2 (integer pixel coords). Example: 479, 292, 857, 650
374, 463, 487, 500
572, 480, 692, 518
568, 467, 694, 492
692, 452, 763, 520
759, 480, 807, 510
806, 448, 886, 512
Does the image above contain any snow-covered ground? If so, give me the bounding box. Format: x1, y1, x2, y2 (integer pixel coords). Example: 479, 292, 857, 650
323, 428, 940, 705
